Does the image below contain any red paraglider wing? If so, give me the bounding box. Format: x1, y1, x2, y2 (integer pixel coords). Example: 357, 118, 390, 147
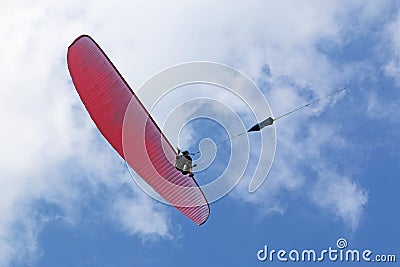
67, 35, 209, 225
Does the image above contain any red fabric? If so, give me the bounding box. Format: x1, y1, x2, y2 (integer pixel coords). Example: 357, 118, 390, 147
67, 35, 209, 225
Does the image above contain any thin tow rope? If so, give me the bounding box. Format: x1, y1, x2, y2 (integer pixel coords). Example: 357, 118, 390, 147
273, 86, 348, 121
190, 132, 246, 155
274, 75, 372, 121
190, 75, 372, 155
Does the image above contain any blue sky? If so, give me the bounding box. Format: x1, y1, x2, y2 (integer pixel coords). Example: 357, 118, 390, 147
0, 1, 399, 266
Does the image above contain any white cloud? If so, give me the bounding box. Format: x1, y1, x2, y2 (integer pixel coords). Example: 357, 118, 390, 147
112, 194, 172, 240
363, 11, 400, 125
366, 92, 400, 124
232, 120, 367, 229
384, 11, 400, 85
0, 0, 398, 265
311, 172, 368, 230
0, 2, 173, 266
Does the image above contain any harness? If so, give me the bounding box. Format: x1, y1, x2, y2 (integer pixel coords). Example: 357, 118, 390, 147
175, 155, 192, 172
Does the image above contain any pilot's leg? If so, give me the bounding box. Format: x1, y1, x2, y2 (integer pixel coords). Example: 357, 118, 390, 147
189, 168, 194, 177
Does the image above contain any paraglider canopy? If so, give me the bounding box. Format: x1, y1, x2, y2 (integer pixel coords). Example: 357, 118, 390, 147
67, 35, 209, 226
